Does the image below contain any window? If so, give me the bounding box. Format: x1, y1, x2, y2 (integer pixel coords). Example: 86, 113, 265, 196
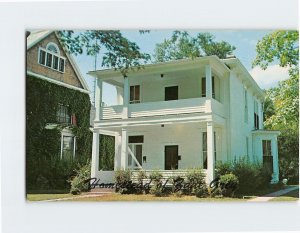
262, 140, 273, 172
130, 85, 140, 104
201, 77, 206, 97
61, 135, 75, 159
38, 42, 65, 73
244, 89, 248, 123
254, 100, 259, 129
57, 104, 71, 124
128, 135, 143, 168
262, 140, 272, 157
165, 86, 178, 101
201, 77, 215, 98
202, 132, 216, 169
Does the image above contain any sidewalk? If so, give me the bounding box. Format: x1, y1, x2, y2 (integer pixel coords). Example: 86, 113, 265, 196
248, 185, 299, 202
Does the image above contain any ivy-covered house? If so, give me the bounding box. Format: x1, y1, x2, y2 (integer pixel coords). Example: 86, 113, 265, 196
26, 30, 91, 190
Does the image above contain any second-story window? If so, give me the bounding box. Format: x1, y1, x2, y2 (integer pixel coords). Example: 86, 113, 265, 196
201, 77, 215, 98
254, 100, 259, 129
38, 42, 65, 73
57, 104, 71, 124
130, 85, 140, 104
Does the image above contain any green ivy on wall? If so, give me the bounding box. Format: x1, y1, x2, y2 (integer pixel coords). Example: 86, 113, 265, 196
26, 76, 92, 191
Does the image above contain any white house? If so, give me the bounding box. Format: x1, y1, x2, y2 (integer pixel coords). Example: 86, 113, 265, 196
88, 56, 280, 184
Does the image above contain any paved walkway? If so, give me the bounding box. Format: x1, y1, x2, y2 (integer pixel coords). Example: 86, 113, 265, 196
248, 185, 299, 202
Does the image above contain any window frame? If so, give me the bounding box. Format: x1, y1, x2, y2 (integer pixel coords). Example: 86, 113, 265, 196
129, 85, 141, 104
56, 104, 71, 124
60, 130, 76, 159
164, 85, 179, 101
38, 47, 66, 73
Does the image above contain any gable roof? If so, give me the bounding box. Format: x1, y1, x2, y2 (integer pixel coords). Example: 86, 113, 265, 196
26, 30, 90, 92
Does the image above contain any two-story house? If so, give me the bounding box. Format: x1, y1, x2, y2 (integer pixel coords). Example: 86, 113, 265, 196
26, 30, 91, 190
88, 56, 280, 184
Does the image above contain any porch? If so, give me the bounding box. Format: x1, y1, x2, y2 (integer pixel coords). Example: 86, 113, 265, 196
91, 120, 228, 184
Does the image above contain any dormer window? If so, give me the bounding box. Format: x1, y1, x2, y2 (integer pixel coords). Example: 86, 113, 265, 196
38, 42, 65, 73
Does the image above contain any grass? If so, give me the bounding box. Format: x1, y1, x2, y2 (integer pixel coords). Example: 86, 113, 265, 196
270, 189, 299, 202
27, 193, 74, 201
68, 193, 246, 202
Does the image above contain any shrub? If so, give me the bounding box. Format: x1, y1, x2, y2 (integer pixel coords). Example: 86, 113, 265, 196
149, 170, 165, 197
170, 175, 185, 193
218, 173, 239, 197
135, 170, 148, 194
185, 169, 207, 195
216, 157, 273, 195
69, 160, 91, 195
279, 158, 299, 184
114, 169, 132, 194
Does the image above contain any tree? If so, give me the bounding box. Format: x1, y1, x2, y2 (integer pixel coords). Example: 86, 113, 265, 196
253, 30, 299, 184
153, 31, 236, 62
58, 30, 151, 75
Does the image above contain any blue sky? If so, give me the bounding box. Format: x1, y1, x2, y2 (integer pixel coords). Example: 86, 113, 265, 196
73, 30, 289, 106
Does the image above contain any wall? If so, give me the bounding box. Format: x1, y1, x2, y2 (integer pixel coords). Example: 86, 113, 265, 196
115, 124, 226, 170
27, 32, 83, 88
228, 70, 264, 161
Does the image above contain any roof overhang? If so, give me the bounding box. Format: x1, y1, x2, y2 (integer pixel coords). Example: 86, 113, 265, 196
87, 55, 231, 83
26, 30, 90, 92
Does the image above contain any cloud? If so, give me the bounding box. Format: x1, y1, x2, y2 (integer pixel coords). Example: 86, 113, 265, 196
249, 65, 290, 89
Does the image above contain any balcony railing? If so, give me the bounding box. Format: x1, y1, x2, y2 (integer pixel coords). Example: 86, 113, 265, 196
100, 97, 225, 120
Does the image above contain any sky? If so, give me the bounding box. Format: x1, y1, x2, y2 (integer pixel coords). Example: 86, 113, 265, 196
73, 30, 290, 106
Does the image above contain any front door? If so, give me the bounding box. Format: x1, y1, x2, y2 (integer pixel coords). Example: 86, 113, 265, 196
165, 145, 178, 170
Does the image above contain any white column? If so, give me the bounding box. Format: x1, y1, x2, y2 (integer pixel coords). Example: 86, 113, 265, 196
207, 121, 215, 183
259, 101, 264, 130
271, 137, 279, 183
120, 128, 128, 169
114, 133, 121, 170
91, 132, 100, 178
116, 86, 124, 105
122, 77, 129, 119
95, 79, 103, 120
205, 64, 212, 98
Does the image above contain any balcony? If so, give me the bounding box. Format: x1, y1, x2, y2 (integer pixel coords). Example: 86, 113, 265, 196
100, 97, 225, 120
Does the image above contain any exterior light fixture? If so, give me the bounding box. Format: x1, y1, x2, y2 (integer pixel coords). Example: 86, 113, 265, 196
161, 124, 164, 127
161, 74, 164, 78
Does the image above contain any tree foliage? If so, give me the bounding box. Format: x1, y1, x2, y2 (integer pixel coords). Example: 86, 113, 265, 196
252, 30, 299, 76
153, 31, 236, 62
253, 30, 299, 184
57, 30, 151, 75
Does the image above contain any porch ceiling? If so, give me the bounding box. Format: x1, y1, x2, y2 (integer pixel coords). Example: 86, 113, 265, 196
94, 120, 225, 135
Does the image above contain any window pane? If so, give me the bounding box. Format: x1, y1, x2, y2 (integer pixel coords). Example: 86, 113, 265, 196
46, 53, 52, 67
53, 56, 59, 70
62, 136, 74, 159
135, 85, 140, 101
201, 77, 206, 97
130, 86, 134, 101
59, 59, 65, 72
39, 50, 46, 65
129, 135, 144, 143
165, 86, 178, 101
135, 144, 142, 166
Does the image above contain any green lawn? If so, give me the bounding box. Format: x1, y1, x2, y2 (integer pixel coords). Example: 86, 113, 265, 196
27, 193, 74, 201
68, 193, 246, 202
270, 189, 299, 202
